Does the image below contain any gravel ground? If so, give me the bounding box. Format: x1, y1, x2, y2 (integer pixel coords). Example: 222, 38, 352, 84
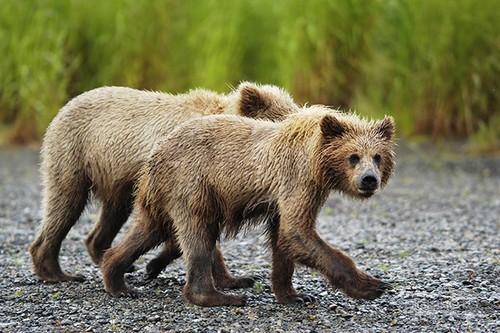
0, 144, 498, 332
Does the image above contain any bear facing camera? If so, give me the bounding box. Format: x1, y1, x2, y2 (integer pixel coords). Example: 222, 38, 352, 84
101, 105, 396, 307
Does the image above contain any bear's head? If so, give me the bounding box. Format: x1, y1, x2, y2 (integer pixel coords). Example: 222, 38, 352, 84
319, 113, 395, 199
235, 82, 299, 121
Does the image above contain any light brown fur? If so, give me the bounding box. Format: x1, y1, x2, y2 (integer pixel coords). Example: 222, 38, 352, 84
29, 82, 299, 284
101, 107, 395, 306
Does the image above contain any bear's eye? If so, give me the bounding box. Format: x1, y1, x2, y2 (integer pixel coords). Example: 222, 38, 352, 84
349, 154, 360, 166
374, 154, 382, 166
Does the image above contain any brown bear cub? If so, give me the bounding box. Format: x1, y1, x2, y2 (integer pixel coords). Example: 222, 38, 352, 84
101, 107, 396, 307
29, 83, 299, 286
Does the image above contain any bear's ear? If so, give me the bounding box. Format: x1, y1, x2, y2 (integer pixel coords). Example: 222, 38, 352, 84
320, 114, 346, 140
237, 83, 271, 118
376, 116, 395, 141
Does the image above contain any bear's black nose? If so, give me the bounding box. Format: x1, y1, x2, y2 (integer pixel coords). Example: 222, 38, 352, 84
361, 175, 378, 191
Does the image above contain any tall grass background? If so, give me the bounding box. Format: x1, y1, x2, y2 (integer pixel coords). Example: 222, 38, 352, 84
0, 0, 498, 151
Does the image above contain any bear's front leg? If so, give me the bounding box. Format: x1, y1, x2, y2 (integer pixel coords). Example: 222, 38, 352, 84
277, 212, 391, 301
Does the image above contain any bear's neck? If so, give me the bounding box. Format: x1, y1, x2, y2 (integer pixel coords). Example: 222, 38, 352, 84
269, 120, 330, 196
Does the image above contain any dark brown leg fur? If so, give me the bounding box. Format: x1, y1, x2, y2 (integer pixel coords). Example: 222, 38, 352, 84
268, 220, 315, 304
85, 193, 133, 265
183, 253, 247, 307
29, 179, 89, 282
276, 225, 390, 301
212, 245, 256, 290
145, 238, 182, 280
271, 245, 315, 304
179, 218, 247, 307
146, 240, 256, 290
101, 218, 166, 297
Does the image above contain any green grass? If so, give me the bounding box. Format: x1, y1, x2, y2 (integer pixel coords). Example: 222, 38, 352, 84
14, 288, 23, 297
0, 0, 498, 150
356, 0, 499, 145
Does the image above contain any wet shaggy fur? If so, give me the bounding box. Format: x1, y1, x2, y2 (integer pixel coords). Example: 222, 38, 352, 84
101, 107, 396, 307
29, 82, 299, 284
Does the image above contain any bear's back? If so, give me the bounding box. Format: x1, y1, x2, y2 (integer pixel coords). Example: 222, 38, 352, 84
42, 87, 230, 194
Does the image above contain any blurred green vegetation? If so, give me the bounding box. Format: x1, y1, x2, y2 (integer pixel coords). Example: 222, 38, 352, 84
0, 0, 498, 152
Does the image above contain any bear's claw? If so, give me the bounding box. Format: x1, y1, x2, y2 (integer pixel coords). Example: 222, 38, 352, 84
106, 286, 138, 298
294, 293, 316, 304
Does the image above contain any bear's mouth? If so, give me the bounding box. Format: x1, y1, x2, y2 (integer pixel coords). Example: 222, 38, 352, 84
357, 188, 376, 198
356, 173, 380, 198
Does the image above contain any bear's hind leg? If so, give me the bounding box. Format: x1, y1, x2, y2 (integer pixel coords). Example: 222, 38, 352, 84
144, 237, 182, 280
269, 222, 315, 304
146, 241, 256, 290
85, 189, 134, 265
271, 246, 315, 304
29, 178, 89, 282
212, 245, 257, 290
101, 217, 165, 297
179, 218, 247, 306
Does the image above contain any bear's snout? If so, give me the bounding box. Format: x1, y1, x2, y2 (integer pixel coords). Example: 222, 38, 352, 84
359, 173, 380, 193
